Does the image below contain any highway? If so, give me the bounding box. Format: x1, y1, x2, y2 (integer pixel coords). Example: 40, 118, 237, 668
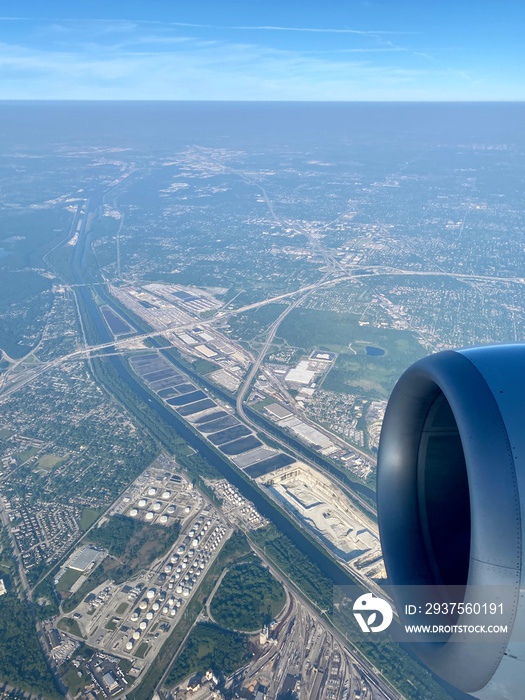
0, 154, 475, 700
4, 257, 525, 402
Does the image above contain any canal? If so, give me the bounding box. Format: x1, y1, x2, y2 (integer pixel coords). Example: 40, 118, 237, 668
71, 195, 362, 589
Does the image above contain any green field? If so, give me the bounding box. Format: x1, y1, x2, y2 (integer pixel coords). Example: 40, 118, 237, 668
61, 665, 90, 697
275, 308, 426, 399
38, 453, 66, 469
210, 558, 286, 631
56, 567, 83, 593
250, 525, 334, 613
57, 617, 83, 638
192, 357, 220, 374
79, 507, 101, 531
136, 642, 149, 658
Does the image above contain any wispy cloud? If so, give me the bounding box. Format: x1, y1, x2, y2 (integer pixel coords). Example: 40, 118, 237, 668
0, 16, 514, 100
166, 22, 419, 36
0, 16, 418, 36
0, 37, 490, 101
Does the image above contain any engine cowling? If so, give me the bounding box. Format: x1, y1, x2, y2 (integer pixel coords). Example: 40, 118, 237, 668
377, 344, 525, 699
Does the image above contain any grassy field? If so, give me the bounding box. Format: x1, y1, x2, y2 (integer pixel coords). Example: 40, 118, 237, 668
192, 358, 220, 374
275, 308, 425, 399
38, 453, 66, 469
79, 507, 100, 532
57, 617, 83, 639
61, 665, 90, 697
136, 642, 149, 658
55, 568, 83, 594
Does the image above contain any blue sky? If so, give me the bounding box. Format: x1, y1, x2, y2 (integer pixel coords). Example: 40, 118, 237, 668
0, 1, 523, 100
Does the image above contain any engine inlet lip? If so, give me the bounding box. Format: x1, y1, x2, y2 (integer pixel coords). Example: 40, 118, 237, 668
377, 347, 521, 693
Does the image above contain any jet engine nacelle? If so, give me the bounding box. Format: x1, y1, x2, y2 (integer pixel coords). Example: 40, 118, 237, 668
377, 344, 524, 700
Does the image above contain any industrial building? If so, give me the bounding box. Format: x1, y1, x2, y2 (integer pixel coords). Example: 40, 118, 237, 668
69, 546, 101, 572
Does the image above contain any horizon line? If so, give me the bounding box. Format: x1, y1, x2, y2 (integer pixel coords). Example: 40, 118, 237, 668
0, 99, 523, 104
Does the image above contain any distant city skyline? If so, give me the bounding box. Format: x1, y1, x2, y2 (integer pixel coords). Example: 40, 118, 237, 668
0, 1, 524, 101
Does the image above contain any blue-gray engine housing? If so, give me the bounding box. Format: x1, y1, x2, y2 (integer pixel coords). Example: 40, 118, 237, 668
377, 344, 524, 699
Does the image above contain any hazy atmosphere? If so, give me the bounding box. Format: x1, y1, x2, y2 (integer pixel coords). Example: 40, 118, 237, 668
0, 0, 524, 100
0, 3, 523, 700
